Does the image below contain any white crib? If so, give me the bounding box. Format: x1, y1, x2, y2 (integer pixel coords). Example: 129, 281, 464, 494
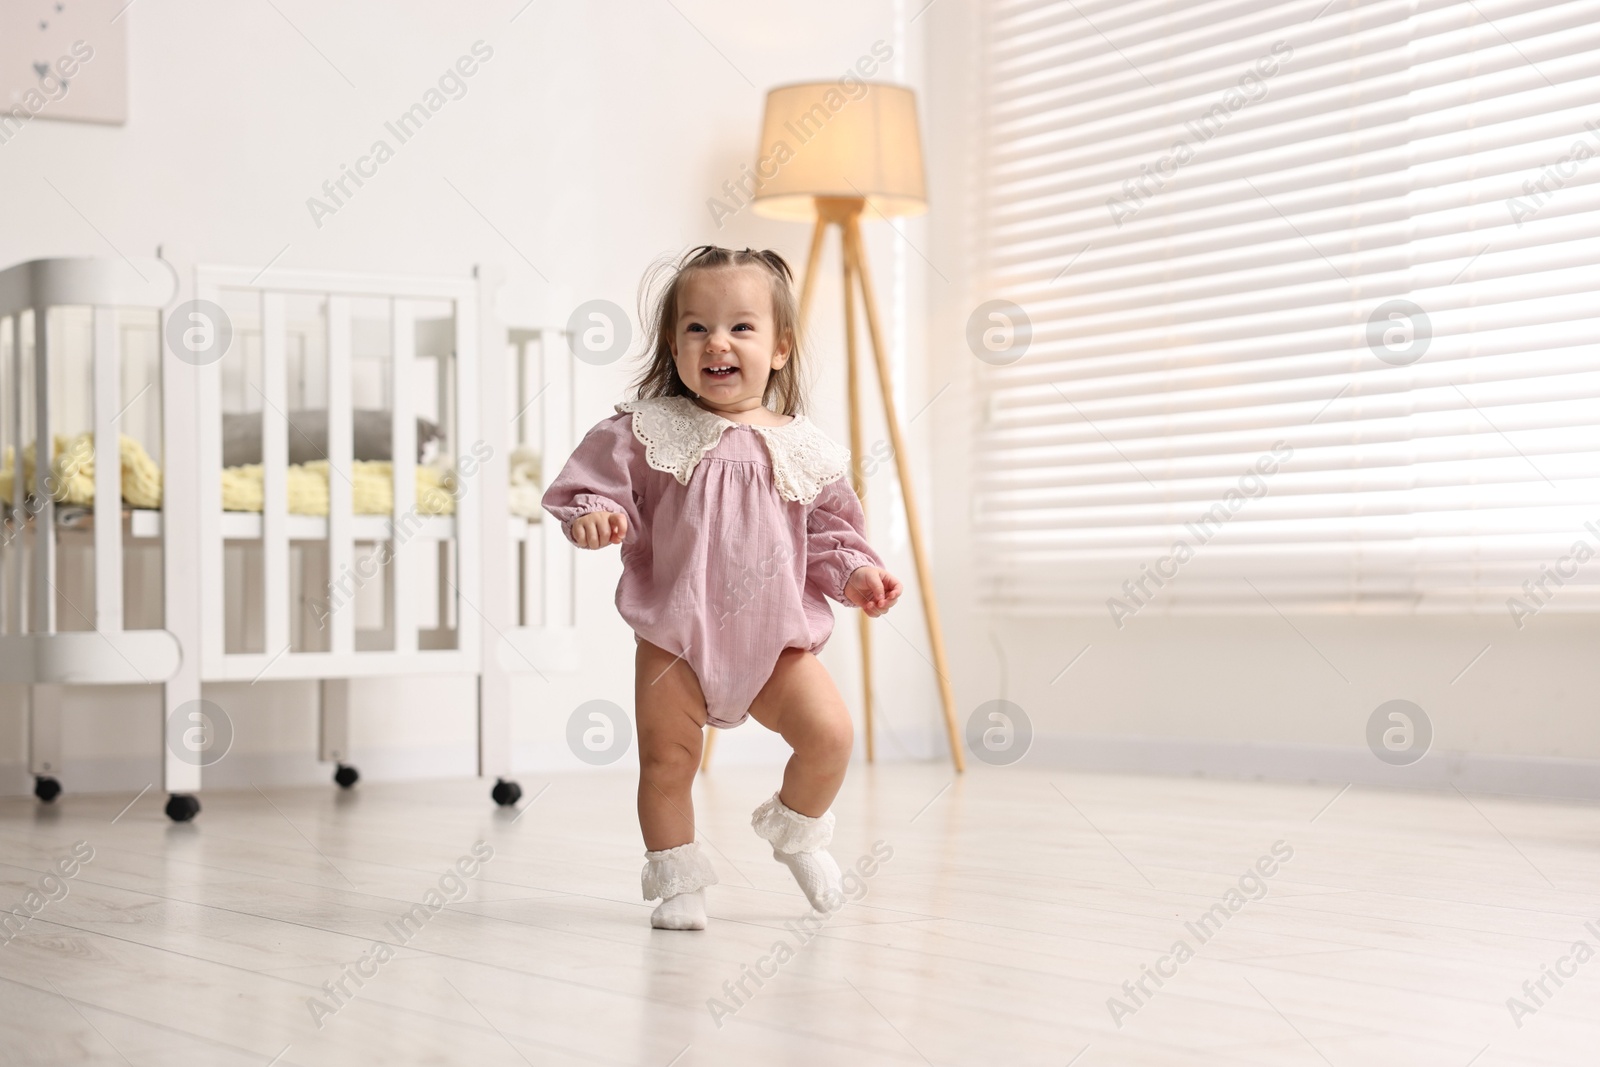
0, 255, 577, 820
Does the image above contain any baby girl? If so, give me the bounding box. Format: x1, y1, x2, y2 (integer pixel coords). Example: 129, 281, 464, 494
542, 245, 903, 930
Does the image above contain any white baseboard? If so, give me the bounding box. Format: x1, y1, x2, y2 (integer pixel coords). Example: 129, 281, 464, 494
0, 743, 478, 798
12, 734, 1588, 802
1026, 733, 1600, 800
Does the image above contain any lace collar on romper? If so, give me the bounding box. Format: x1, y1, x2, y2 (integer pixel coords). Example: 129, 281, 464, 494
614, 395, 851, 505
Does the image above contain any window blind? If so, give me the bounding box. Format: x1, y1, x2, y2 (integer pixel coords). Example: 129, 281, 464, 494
974, 0, 1600, 620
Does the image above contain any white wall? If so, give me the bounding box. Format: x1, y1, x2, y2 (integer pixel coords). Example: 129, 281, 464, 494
18, 0, 1587, 805
922, 2, 1600, 799
0, 0, 943, 795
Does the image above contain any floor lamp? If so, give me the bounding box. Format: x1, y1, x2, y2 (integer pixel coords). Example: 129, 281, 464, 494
701, 81, 965, 773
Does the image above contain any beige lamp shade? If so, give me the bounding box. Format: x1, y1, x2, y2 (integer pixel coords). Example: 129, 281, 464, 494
749, 81, 927, 221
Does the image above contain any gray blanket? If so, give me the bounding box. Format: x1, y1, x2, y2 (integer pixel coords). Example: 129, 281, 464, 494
221, 410, 441, 466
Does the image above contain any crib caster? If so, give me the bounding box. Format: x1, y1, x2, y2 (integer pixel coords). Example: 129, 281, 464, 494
491, 778, 522, 807
34, 776, 62, 804
333, 764, 360, 789
165, 794, 201, 823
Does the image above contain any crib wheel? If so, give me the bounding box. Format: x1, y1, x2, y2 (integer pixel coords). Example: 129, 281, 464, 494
334, 763, 360, 789
165, 794, 201, 823
491, 778, 522, 807
33, 776, 62, 804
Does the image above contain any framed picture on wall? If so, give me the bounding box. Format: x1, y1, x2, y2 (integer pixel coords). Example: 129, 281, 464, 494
1, 0, 128, 131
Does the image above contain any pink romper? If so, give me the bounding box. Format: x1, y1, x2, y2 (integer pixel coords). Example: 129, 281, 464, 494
541, 395, 885, 728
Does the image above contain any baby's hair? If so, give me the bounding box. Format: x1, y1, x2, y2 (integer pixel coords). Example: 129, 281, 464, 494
630, 245, 808, 416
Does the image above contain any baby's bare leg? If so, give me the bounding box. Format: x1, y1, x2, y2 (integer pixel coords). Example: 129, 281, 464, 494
635, 638, 708, 851
747, 648, 855, 817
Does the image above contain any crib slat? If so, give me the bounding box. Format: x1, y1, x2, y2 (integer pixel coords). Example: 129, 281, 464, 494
390, 299, 416, 653
261, 293, 289, 656
326, 296, 353, 656
196, 281, 226, 677
92, 307, 123, 632
542, 327, 575, 630
6, 314, 23, 634
518, 333, 537, 629
31, 308, 54, 633
452, 294, 480, 656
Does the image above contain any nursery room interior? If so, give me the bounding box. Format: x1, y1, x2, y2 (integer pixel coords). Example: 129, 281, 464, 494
1, 0, 1598, 1064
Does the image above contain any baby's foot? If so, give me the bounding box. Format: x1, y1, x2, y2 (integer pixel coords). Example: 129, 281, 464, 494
750, 791, 846, 913
651, 889, 708, 930
771, 847, 844, 913
641, 841, 717, 930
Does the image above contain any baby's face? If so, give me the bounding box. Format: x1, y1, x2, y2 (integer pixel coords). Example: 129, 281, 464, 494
670, 267, 789, 415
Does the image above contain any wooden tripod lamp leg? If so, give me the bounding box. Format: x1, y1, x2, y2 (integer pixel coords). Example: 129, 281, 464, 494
840, 218, 876, 763
700, 725, 716, 771
844, 217, 966, 772
796, 216, 830, 336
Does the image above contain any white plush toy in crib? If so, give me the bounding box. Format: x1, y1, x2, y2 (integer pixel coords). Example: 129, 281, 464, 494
507, 445, 542, 519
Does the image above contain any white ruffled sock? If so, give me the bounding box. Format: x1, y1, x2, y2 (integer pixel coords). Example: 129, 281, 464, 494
750, 792, 844, 913
641, 841, 718, 931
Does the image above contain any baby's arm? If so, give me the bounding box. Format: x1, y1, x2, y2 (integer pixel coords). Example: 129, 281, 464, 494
804, 477, 903, 617
540, 415, 644, 551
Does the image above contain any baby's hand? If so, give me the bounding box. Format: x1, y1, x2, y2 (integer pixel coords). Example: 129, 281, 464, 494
570, 511, 627, 549
845, 566, 903, 617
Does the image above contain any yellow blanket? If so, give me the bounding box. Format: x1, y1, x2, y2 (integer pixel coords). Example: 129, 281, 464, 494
1, 433, 458, 516
220, 460, 457, 515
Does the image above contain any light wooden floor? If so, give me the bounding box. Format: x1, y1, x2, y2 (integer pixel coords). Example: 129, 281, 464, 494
1, 763, 1597, 1066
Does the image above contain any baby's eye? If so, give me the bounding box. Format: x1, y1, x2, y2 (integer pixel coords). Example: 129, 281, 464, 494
686, 323, 706, 333
733, 323, 754, 332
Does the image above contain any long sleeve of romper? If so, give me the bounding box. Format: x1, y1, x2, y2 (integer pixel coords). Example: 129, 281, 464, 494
540, 414, 647, 547
805, 475, 886, 607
